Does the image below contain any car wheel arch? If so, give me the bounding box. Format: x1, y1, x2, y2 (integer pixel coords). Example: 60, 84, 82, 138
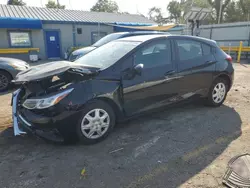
86, 97, 124, 122
214, 73, 231, 91
0, 69, 13, 80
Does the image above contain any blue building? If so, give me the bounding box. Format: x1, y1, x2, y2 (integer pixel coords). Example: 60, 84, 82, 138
0, 4, 154, 60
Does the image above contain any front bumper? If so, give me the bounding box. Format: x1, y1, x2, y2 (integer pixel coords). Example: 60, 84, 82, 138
12, 89, 27, 136
12, 89, 78, 143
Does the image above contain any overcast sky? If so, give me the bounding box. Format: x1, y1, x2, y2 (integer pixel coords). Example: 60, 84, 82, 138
0, 0, 171, 16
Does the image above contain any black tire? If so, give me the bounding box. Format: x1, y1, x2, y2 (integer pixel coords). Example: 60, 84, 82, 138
205, 78, 229, 107
0, 70, 12, 92
76, 100, 116, 145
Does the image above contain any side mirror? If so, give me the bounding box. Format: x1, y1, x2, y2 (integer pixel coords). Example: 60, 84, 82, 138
134, 64, 144, 75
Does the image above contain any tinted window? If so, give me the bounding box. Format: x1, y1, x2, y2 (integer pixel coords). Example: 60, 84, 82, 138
134, 40, 171, 68
77, 28, 82, 34
176, 40, 202, 61
75, 41, 140, 69
202, 43, 212, 55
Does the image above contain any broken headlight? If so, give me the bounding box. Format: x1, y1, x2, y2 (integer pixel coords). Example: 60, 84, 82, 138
22, 88, 74, 109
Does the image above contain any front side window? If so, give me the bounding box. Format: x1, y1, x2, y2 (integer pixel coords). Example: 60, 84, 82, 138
176, 40, 202, 61
9, 32, 31, 47
134, 40, 171, 68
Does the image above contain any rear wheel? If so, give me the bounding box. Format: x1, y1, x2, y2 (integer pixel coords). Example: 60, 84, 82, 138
76, 100, 115, 144
205, 78, 228, 107
0, 71, 12, 92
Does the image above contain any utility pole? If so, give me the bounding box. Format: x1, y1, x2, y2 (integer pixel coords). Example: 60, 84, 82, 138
218, 0, 223, 24
56, 0, 60, 11
136, 4, 139, 14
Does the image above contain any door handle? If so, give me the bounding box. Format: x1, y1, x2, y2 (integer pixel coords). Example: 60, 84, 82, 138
164, 70, 175, 76
206, 60, 217, 64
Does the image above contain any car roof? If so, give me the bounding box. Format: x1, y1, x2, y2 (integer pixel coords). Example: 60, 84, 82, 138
126, 31, 169, 34
171, 35, 217, 46
118, 34, 216, 46
113, 31, 169, 37
118, 34, 168, 42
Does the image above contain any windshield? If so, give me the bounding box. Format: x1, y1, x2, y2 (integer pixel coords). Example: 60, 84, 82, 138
75, 41, 140, 69
92, 33, 125, 47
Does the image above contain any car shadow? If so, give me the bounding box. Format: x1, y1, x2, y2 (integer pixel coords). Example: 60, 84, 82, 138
0, 102, 242, 188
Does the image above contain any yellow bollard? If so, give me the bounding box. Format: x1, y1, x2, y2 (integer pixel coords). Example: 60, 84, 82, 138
237, 41, 243, 63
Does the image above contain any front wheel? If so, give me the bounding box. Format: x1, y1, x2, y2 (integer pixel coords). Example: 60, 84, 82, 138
205, 78, 229, 107
76, 100, 115, 144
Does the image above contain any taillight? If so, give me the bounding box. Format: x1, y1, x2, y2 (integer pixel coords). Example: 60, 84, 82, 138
226, 55, 233, 63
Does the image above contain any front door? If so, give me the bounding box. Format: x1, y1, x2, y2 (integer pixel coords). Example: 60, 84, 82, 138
45, 30, 61, 59
122, 39, 180, 116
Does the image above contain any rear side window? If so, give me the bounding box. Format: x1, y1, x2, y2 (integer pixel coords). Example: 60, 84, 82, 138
176, 39, 215, 71
176, 40, 202, 61
176, 40, 212, 61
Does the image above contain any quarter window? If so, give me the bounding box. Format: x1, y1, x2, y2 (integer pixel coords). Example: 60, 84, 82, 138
9, 31, 31, 47
134, 40, 171, 68
202, 43, 212, 55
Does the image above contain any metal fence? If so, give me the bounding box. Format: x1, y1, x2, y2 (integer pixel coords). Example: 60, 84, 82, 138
168, 21, 250, 60
169, 21, 250, 45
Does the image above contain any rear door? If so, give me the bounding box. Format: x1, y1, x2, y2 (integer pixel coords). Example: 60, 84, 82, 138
122, 39, 180, 116
174, 38, 216, 97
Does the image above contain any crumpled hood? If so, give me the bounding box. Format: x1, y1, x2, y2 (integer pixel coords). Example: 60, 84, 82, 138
72, 46, 96, 56
14, 61, 99, 83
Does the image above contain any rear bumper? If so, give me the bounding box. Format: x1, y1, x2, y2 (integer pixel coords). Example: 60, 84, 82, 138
230, 71, 234, 90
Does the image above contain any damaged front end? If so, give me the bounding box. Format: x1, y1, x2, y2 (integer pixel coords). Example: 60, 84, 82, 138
12, 61, 99, 142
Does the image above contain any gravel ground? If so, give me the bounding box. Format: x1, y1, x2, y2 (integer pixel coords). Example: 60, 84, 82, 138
0, 63, 250, 188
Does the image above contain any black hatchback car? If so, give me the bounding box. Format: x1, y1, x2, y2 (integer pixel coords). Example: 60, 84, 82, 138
12, 35, 234, 144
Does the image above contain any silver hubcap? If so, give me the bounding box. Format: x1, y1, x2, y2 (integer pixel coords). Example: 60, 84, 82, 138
81, 109, 110, 139
212, 82, 226, 103
0, 74, 8, 90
